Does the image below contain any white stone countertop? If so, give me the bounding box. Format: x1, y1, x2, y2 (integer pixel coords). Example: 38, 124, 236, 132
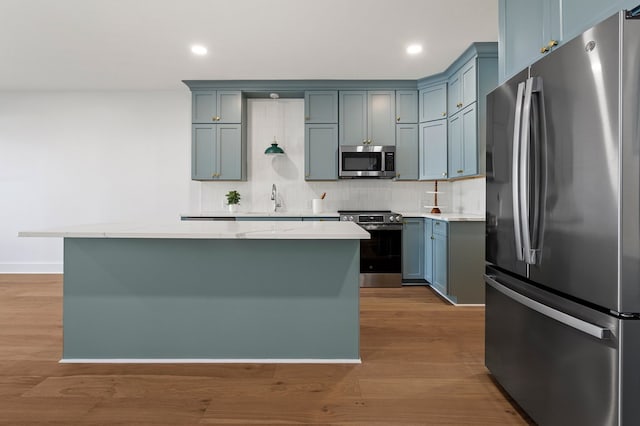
19, 221, 370, 240
180, 210, 340, 218
397, 212, 486, 222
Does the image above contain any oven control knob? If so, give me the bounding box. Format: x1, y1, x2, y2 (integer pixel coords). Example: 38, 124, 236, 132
349, 216, 354, 221
395, 215, 402, 222
389, 216, 395, 222
341, 216, 347, 221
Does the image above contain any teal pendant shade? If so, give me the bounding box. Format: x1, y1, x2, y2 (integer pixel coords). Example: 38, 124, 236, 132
265, 137, 285, 155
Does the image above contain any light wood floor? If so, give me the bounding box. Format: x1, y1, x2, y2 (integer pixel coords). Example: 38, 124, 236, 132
0, 274, 532, 425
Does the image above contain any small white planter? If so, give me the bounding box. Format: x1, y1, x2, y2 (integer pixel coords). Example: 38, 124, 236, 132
228, 204, 238, 213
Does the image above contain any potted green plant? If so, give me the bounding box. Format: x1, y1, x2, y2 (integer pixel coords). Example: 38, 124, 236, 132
225, 190, 241, 213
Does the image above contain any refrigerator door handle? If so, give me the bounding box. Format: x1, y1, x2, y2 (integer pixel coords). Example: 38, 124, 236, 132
484, 275, 613, 340
519, 78, 534, 264
512, 81, 526, 262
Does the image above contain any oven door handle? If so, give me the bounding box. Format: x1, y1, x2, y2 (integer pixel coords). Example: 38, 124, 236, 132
359, 224, 402, 231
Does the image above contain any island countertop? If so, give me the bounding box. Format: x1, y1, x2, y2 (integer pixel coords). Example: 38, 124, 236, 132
19, 220, 370, 240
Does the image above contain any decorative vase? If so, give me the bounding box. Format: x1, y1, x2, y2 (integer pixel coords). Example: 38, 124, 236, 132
228, 204, 238, 213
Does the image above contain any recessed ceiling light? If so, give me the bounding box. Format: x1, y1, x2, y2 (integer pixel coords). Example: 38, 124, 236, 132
406, 44, 423, 55
191, 45, 208, 56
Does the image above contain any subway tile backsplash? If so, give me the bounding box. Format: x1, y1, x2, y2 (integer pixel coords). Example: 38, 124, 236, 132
199, 99, 484, 215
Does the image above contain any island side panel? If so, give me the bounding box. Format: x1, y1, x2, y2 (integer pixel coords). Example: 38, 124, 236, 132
63, 238, 360, 361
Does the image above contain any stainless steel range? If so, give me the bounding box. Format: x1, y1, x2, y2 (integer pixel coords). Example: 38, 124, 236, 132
339, 210, 403, 287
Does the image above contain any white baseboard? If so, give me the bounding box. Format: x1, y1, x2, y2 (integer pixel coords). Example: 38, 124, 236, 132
60, 358, 362, 364
0, 263, 63, 274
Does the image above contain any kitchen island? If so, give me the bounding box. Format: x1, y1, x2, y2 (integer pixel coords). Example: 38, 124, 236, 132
20, 221, 369, 363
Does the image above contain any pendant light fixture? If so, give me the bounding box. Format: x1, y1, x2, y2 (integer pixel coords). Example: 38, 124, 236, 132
265, 93, 285, 155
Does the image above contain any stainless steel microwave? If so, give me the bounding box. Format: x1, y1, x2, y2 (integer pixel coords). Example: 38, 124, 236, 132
339, 145, 396, 178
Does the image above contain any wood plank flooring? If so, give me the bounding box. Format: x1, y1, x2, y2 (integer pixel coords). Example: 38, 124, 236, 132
0, 274, 532, 425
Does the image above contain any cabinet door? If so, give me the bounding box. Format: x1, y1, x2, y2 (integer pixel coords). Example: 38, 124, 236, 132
402, 218, 425, 280
217, 124, 242, 180
460, 59, 477, 108
217, 91, 242, 123
499, 0, 561, 82
395, 124, 418, 180
339, 91, 368, 145
419, 83, 447, 122
192, 124, 216, 180
367, 91, 396, 145
424, 219, 434, 284
461, 105, 478, 176
192, 91, 217, 124
395, 90, 418, 124
447, 72, 461, 118
432, 231, 448, 294
305, 124, 338, 180
420, 120, 448, 180
448, 104, 477, 178
562, 0, 624, 42
305, 91, 338, 123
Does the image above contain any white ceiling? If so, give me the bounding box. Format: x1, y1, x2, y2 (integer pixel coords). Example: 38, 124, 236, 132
0, 0, 498, 91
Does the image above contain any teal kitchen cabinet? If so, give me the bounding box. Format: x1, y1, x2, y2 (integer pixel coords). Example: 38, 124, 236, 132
395, 123, 419, 180
419, 83, 447, 122
191, 123, 243, 180
419, 120, 448, 180
446, 48, 497, 178
447, 59, 477, 116
431, 220, 448, 296
192, 90, 242, 124
424, 220, 485, 304
304, 91, 338, 124
304, 123, 338, 180
498, 0, 561, 82
424, 219, 433, 284
448, 104, 477, 178
402, 218, 425, 281
498, 0, 640, 82
339, 90, 396, 145
395, 90, 418, 124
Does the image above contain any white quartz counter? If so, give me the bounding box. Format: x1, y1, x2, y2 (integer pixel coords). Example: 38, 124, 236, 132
398, 212, 485, 222
180, 210, 340, 218
19, 220, 370, 240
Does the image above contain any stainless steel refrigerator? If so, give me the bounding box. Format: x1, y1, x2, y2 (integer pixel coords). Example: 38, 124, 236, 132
485, 9, 640, 426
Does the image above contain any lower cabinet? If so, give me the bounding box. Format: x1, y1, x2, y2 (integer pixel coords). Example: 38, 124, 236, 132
402, 218, 425, 281
424, 218, 485, 304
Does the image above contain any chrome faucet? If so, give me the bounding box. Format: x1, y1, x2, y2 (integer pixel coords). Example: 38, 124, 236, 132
270, 183, 281, 212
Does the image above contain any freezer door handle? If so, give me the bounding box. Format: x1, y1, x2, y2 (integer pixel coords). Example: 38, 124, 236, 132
484, 275, 612, 340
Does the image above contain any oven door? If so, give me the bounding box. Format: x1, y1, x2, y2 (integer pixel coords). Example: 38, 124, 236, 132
359, 224, 402, 287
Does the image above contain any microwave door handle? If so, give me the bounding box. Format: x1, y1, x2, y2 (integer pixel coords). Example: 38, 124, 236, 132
512, 81, 526, 262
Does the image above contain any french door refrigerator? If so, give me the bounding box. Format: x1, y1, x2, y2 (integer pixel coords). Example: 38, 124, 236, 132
485, 8, 640, 426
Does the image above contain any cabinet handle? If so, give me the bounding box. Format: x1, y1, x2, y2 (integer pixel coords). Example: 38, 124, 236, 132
540, 46, 550, 54
305, 174, 310, 178
305, 116, 310, 121
396, 173, 400, 177
362, 139, 367, 144
442, 172, 447, 177
431, 236, 435, 240
548, 40, 558, 48
457, 102, 463, 108
457, 169, 464, 174
368, 139, 372, 144
396, 116, 401, 122
442, 112, 446, 117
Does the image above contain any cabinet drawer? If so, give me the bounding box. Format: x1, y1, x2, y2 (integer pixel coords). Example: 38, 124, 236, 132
432, 220, 448, 236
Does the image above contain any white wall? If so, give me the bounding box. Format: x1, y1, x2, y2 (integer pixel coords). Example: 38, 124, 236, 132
0, 93, 484, 273
0, 90, 198, 272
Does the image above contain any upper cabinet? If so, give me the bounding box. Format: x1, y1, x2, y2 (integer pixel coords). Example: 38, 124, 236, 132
447, 59, 476, 116
304, 91, 338, 123
339, 91, 396, 145
419, 83, 447, 122
192, 90, 242, 124
499, 0, 638, 82
395, 90, 418, 124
